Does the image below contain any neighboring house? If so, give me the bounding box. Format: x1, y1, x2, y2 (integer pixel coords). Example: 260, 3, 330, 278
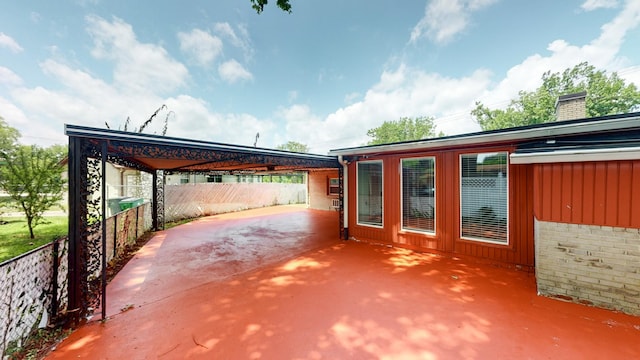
330, 96, 640, 315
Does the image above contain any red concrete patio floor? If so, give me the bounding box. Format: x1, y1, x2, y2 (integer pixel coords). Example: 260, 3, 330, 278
48, 206, 640, 359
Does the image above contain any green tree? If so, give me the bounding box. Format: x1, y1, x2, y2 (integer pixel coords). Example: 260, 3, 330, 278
0, 145, 67, 239
0, 116, 20, 154
276, 141, 309, 153
250, 0, 292, 13
366, 116, 443, 145
472, 62, 640, 131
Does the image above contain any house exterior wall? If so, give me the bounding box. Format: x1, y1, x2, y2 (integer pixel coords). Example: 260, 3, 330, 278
534, 161, 640, 227
308, 170, 339, 211
535, 220, 640, 315
104, 163, 123, 199
346, 146, 535, 269
533, 160, 640, 315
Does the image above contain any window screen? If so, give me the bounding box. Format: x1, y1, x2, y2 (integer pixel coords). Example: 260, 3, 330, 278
460, 152, 508, 243
401, 157, 435, 233
357, 161, 383, 227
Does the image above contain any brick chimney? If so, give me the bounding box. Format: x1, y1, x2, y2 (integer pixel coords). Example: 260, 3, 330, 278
555, 91, 587, 121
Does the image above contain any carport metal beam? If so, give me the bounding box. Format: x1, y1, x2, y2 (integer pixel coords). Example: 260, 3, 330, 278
64, 124, 341, 325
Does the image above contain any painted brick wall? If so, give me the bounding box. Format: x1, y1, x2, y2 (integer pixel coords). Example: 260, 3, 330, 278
535, 219, 640, 315
308, 170, 339, 211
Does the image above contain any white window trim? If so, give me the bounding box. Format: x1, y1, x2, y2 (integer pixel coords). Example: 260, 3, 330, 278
459, 152, 509, 245
400, 156, 436, 235
356, 160, 384, 228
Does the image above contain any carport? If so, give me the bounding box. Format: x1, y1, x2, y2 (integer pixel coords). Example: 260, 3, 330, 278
64, 124, 341, 324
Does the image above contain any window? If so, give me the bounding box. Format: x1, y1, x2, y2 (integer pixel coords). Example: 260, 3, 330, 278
328, 178, 340, 195
357, 161, 383, 227
460, 152, 508, 244
401, 157, 435, 233
207, 175, 222, 183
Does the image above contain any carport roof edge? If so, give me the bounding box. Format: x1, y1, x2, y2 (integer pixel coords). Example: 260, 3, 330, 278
65, 124, 340, 171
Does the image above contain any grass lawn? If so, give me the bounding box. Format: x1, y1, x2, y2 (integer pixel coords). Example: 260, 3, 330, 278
0, 216, 68, 263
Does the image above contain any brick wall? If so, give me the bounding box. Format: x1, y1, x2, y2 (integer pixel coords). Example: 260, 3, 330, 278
556, 97, 586, 121
308, 170, 339, 211
535, 220, 640, 315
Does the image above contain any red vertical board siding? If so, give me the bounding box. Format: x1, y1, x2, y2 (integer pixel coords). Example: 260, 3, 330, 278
534, 160, 640, 228
593, 162, 607, 224
617, 162, 632, 227
631, 163, 640, 225
584, 163, 596, 224
570, 163, 584, 224
451, 148, 534, 267
348, 161, 387, 244
347, 148, 535, 268
441, 152, 456, 252
533, 165, 545, 221
541, 165, 554, 220
550, 164, 563, 221
561, 164, 573, 222
605, 162, 619, 226
515, 164, 535, 266
385, 156, 399, 242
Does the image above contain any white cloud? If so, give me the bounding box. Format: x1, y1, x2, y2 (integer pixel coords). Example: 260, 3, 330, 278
213, 22, 253, 59
344, 92, 361, 104
0, 33, 23, 53
0, 67, 23, 87
178, 29, 223, 66
1, 16, 275, 149
581, 0, 619, 11
218, 59, 253, 84
162, 95, 276, 146
278, 65, 492, 153
479, 0, 640, 107
285, 0, 640, 154
410, 0, 498, 44
86, 15, 189, 94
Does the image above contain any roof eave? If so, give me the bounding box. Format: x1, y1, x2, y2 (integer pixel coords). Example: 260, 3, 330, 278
329, 113, 640, 156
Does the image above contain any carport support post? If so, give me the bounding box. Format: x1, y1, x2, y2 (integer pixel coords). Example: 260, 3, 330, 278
100, 141, 107, 321
67, 136, 84, 325
152, 170, 165, 231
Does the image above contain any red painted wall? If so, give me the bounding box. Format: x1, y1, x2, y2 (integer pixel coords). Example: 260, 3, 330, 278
347, 146, 535, 268
533, 160, 640, 228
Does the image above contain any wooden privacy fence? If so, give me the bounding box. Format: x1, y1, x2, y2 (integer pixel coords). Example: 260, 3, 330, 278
165, 183, 307, 222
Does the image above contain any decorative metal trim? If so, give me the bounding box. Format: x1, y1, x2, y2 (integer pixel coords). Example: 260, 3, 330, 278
65, 124, 340, 325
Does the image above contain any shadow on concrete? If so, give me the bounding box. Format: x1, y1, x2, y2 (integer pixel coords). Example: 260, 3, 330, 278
48, 206, 640, 359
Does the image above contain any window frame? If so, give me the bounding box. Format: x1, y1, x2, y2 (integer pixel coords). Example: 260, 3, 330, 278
400, 156, 436, 235
356, 160, 384, 228
459, 151, 509, 245
328, 177, 340, 196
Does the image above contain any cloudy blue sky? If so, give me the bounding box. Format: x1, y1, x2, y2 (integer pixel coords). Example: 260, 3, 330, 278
1, 0, 639, 153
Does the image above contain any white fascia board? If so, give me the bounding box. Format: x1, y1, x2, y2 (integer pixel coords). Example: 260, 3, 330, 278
510, 146, 640, 164
329, 115, 640, 156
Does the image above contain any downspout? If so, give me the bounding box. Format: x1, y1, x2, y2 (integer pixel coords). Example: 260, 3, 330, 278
338, 155, 349, 240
